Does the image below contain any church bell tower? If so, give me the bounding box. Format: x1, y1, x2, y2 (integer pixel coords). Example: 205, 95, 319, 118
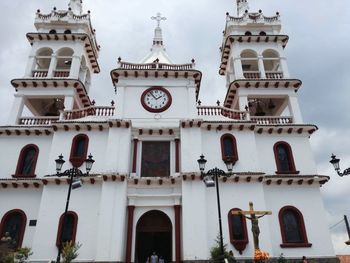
8, 0, 100, 125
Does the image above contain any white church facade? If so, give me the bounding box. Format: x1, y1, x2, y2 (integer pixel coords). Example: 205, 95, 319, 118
0, 0, 339, 262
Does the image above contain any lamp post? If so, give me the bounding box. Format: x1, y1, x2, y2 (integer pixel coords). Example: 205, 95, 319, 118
197, 155, 233, 262
329, 154, 350, 177
54, 153, 95, 263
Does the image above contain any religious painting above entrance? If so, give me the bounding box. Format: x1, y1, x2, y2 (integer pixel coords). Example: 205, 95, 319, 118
141, 87, 172, 113
141, 142, 170, 177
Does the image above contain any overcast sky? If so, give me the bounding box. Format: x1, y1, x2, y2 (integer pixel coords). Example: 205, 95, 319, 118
0, 0, 350, 255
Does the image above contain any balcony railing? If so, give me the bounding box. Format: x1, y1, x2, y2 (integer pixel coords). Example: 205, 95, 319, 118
32, 70, 49, 78
53, 69, 70, 78
243, 71, 261, 79
119, 61, 194, 71
251, 116, 293, 125
197, 106, 247, 120
265, 71, 283, 79
19, 116, 59, 125
63, 106, 115, 120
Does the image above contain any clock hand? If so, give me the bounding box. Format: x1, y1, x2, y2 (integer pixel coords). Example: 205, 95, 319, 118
150, 91, 157, 99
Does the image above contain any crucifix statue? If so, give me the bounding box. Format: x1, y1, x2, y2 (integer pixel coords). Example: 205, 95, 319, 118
151, 12, 167, 28
232, 202, 272, 250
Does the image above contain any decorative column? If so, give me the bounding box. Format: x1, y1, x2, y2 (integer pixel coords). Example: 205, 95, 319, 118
233, 57, 244, 79
69, 55, 82, 79
47, 53, 57, 78
24, 55, 36, 78
125, 205, 135, 263
175, 139, 180, 173
280, 57, 290, 78
174, 205, 181, 263
132, 139, 139, 174
258, 56, 266, 79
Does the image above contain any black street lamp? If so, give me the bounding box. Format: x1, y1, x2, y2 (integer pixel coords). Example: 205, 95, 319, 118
330, 154, 350, 177
54, 153, 95, 263
197, 155, 233, 262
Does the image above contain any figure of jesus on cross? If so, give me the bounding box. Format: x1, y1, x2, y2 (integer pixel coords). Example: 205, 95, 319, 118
232, 202, 272, 250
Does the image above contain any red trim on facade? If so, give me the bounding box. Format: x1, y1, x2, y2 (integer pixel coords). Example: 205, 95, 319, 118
132, 139, 139, 173
14, 144, 39, 178
174, 205, 181, 263
175, 139, 180, 173
126, 206, 135, 263
56, 211, 78, 247
0, 209, 27, 248
69, 134, 89, 168
273, 141, 298, 174
278, 206, 311, 248
228, 208, 248, 255
140, 86, 172, 113
220, 134, 239, 165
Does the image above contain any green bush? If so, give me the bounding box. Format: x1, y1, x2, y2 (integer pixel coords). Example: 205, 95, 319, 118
277, 253, 287, 263
210, 234, 231, 263
62, 241, 81, 263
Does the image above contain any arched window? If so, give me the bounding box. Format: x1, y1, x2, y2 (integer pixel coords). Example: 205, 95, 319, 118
228, 208, 248, 254
14, 144, 39, 178
220, 134, 238, 164
279, 206, 311, 248
245, 31, 252, 36
69, 134, 89, 168
273, 142, 298, 174
0, 209, 27, 249
240, 50, 259, 79
56, 211, 78, 247
64, 29, 72, 34
259, 31, 267, 36
49, 29, 57, 34
55, 48, 74, 77
262, 49, 283, 79
33, 48, 53, 77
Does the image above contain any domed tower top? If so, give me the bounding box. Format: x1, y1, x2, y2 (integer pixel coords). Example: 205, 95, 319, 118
237, 0, 249, 16
69, 0, 83, 15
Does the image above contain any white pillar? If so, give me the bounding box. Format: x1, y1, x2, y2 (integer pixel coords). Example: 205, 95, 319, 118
24, 55, 36, 78
69, 55, 82, 79
47, 53, 57, 78
233, 57, 244, 80
258, 56, 266, 79
114, 86, 125, 119
64, 96, 75, 111
280, 57, 290, 78
7, 96, 24, 125
288, 95, 303, 124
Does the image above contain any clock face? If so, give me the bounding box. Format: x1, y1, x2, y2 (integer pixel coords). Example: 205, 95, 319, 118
141, 87, 172, 113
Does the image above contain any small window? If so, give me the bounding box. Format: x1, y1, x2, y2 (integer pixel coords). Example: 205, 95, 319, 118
259, 31, 267, 36
273, 142, 298, 174
220, 134, 238, 164
228, 208, 248, 254
279, 206, 311, 248
245, 31, 252, 36
49, 29, 57, 34
14, 144, 39, 178
64, 29, 72, 34
69, 134, 89, 168
56, 211, 78, 247
0, 209, 27, 249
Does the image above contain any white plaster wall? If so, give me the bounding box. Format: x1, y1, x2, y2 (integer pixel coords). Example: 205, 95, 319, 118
0, 188, 43, 249
255, 133, 318, 175
31, 183, 101, 261
0, 135, 52, 179
264, 184, 335, 258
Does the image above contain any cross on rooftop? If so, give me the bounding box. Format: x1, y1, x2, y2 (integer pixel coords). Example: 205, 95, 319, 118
151, 12, 167, 28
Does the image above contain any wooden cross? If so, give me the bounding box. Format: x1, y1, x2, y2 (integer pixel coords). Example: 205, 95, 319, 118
231, 202, 272, 250
151, 12, 167, 28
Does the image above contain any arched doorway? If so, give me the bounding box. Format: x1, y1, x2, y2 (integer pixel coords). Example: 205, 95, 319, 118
136, 210, 172, 263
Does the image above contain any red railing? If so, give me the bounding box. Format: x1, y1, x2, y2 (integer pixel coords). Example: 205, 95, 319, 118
197, 106, 247, 120
32, 70, 48, 78
54, 70, 70, 78
243, 71, 261, 79
64, 106, 115, 120
251, 116, 293, 125
265, 71, 284, 79
19, 116, 59, 125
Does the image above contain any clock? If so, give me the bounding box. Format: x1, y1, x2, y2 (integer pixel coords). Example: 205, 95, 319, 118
141, 86, 172, 113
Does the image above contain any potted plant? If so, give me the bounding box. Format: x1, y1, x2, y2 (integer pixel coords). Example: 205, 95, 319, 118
61, 241, 81, 263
